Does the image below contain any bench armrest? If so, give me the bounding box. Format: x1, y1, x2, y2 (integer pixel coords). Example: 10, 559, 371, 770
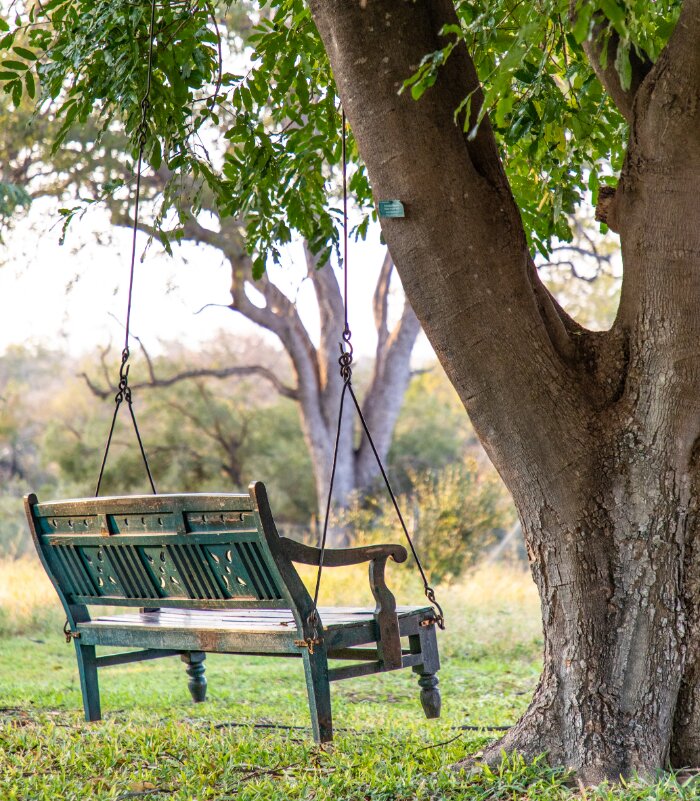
278, 537, 407, 670
277, 538, 407, 567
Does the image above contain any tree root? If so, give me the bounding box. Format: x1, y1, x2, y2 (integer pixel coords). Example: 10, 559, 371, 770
452, 708, 564, 776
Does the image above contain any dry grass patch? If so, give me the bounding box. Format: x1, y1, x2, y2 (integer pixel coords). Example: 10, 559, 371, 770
0, 554, 62, 636
0, 553, 543, 660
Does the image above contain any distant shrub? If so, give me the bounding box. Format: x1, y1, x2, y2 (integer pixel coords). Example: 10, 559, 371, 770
338, 456, 516, 584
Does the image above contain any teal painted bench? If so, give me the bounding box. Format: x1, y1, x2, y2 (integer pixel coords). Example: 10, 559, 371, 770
25, 481, 441, 742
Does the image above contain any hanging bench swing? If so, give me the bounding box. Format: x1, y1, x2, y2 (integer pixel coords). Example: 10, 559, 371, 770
24, 0, 444, 743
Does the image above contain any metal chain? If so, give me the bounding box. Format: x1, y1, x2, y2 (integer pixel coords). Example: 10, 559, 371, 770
341, 108, 349, 340
95, 0, 158, 497
306, 109, 445, 645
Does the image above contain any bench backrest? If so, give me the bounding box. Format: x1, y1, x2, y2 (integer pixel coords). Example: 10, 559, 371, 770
25, 482, 313, 620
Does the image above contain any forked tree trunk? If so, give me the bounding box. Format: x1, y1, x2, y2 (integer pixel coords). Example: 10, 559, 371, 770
277, 245, 420, 532
308, 0, 700, 782
106, 178, 419, 530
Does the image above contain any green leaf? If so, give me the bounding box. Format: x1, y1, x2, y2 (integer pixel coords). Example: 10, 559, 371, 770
2, 59, 27, 70
495, 95, 514, 127
614, 38, 632, 91
24, 69, 35, 98
10, 79, 21, 107
42, 0, 69, 12
571, 3, 593, 44
599, 0, 627, 35
12, 46, 37, 61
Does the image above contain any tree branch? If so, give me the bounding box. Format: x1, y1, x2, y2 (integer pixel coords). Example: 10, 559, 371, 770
373, 250, 393, 356
109, 203, 304, 353
80, 364, 299, 401
356, 254, 421, 486
355, 294, 421, 486
572, 5, 653, 123
541, 243, 614, 282
304, 241, 345, 393
109, 201, 325, 460
309, 0, 595, 489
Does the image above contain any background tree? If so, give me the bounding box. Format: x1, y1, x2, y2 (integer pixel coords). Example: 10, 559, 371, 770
0, 7, 420, 526
42, 337, 318, 522
2, 0, 697, 783
0, 339, 513, 562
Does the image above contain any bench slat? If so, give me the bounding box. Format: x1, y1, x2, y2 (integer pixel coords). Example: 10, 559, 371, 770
81, 606, 430, 629
43, 527, 259, 543
35, 493, 254, 517
76, 624, 300, 655
69, 595, 290, 609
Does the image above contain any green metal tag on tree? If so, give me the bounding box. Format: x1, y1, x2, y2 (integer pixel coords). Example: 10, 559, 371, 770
378, 200, 405, 218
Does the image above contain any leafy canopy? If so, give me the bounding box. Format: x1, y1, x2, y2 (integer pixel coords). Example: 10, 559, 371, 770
0, 0, 682, 265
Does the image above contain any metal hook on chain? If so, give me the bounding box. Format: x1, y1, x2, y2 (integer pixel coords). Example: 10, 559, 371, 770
118, 349, 130, 383
63, 619, 80, 643
338, 335, 353, 382
295, 609, 322, 654
137, 104, 151, 149
114, 349, 131, 403
424, 587, 445, 630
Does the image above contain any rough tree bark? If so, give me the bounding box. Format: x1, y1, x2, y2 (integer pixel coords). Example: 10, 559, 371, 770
308, 0, 700, 783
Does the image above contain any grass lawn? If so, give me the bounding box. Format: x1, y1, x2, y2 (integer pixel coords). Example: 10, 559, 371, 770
2, 559, 698, 799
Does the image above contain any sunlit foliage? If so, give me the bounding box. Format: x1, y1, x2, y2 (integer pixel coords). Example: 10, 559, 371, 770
0, 0, 682, 259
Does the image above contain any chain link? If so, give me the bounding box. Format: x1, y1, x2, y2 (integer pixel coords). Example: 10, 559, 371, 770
137, 98, 152, 150
338, 338, 353, 382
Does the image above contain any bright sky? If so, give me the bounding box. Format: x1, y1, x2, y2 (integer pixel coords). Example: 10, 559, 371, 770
0, 196, 430, 364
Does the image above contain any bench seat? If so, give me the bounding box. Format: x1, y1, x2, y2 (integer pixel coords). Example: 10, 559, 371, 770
25, 482, 442, 742
77, 605, 434, 653
81, 605, 433, 633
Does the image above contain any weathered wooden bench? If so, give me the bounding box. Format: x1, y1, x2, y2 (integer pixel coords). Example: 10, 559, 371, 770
25, 481, 441, 742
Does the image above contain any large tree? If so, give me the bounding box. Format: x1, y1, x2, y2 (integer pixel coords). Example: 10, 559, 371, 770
2, 0, 699, 783
309, 0, 699, 782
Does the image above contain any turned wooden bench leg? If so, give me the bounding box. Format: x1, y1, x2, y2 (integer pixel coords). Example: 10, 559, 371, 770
410, 623, 442, 719
302, 648, 333, 743
181, 652, 207, 703
75, 642, 101, 721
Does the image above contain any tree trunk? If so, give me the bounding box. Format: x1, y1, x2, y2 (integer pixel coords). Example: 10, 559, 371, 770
491, 431, 693, 782
308, 0, 700, 782
296, 245, 419, 536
